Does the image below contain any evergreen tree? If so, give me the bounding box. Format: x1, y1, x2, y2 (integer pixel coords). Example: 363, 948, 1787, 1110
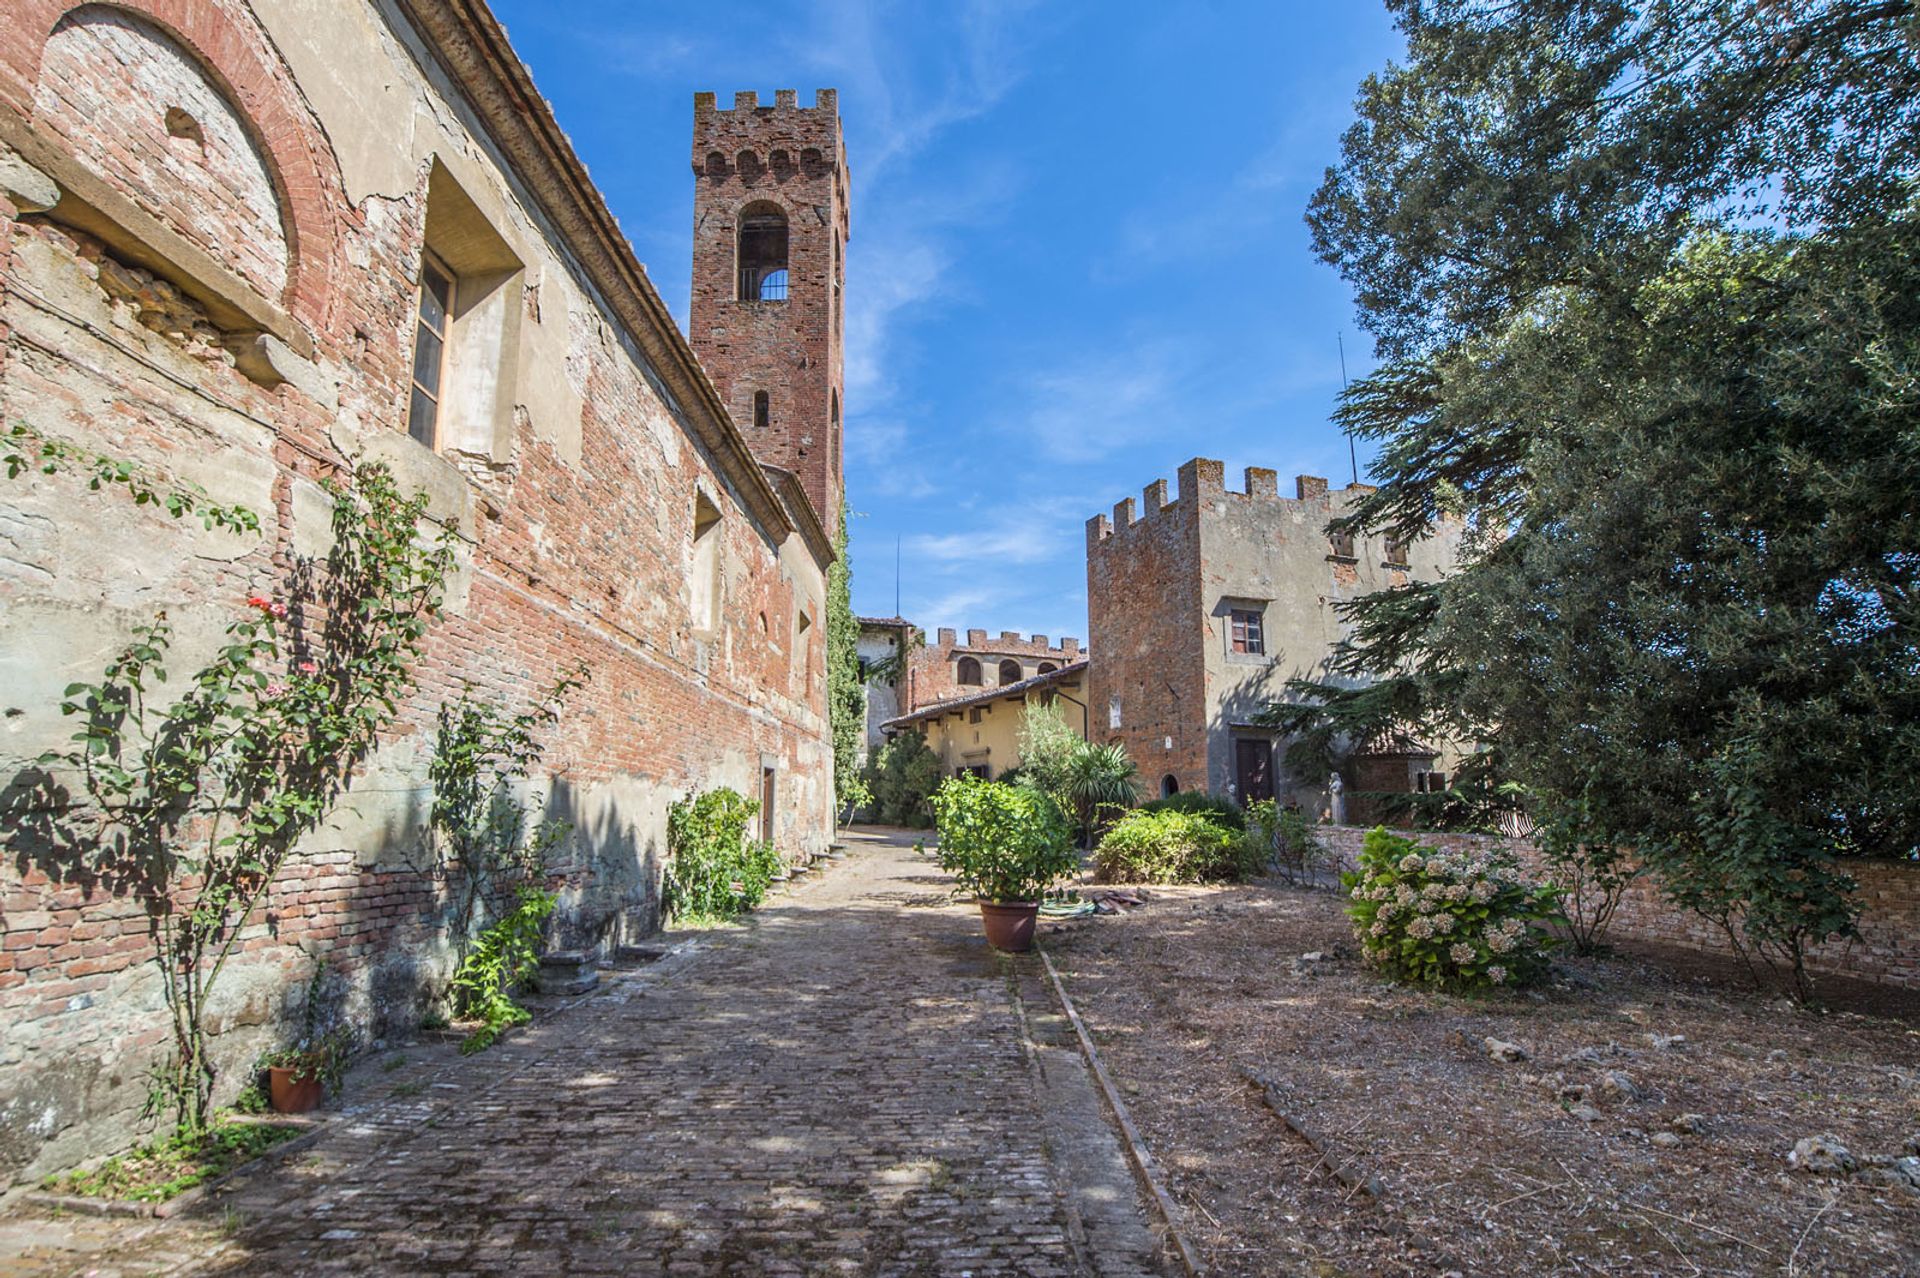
1286, 0, 1920, 994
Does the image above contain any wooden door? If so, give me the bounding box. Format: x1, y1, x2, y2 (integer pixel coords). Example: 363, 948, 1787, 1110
1235, 738, 1274, 804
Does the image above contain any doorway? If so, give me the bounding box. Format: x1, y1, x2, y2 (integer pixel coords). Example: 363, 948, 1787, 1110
1234, 738, 1274, 804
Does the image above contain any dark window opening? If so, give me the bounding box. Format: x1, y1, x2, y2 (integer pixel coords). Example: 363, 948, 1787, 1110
753, 390, 769, 429
969, 707, 983, 724
1036, 661, 1057, 675
956, 656, 982, 686
408, 253, 454, 448
760, 767, 777, 843
1229, 608, 1265, 656
998, 659, 1022, 686
737, 203, 789, 301
1328, 529, 1356, 559
1385, 537, 1409, 567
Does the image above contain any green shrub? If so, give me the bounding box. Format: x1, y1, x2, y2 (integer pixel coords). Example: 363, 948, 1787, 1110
1094, 809, 1261, 884
1139, 790, 1246, 830
864, 731, 942, 827
664, 787, 783, 922
1272, 806, 1332, 884
1342, 828, 1559, 990
449, 884, 555, 1053
930, 775, 1078, 902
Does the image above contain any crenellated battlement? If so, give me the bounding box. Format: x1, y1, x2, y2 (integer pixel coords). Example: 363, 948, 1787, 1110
933, 627, 1082, 659
1086, 456, 1376, 548
692, 90, 846, 182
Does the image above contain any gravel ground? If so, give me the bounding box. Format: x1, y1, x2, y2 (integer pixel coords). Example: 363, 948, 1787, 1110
1043, 879, 1920, 1278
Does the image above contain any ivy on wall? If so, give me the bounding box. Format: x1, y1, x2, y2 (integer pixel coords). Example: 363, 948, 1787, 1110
825, 507, 863, 818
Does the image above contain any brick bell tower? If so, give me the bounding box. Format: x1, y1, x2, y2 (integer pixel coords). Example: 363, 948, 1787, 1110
690, 89, 849, 529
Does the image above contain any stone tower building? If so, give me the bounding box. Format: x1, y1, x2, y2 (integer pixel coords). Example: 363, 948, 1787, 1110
690, 90, 850, 528
1086, 459, 1465, 812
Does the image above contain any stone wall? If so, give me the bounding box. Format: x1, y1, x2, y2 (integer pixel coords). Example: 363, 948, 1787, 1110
0, 0, 836, 1187
1314, 826, 1920, 992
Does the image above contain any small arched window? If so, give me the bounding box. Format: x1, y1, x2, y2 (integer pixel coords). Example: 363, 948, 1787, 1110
737, 201, 788, 301
956, 657, 982, 686
1161, 774, 1180, 799
1036, 661, 1057, 675
998, 659, 1022, 686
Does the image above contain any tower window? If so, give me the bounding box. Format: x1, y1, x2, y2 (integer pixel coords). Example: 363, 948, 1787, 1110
1037, 661, 1057, 675
753, 391, 770, 429
737, 202, 789, 301
1328, 528, 1356, 560
998, 659, 1022, 686
956, 656, 982, 686
407, 252, 455, 447
1385, 537, 1409, 567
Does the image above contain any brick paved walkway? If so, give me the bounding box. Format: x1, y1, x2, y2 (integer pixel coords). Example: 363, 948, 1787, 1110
32, 830, 1167, 1277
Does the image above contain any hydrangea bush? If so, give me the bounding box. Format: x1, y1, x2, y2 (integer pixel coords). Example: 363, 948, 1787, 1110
1343, 828, 1559, 989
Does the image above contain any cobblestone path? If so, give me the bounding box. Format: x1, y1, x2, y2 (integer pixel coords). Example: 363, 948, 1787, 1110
44, 830, 1168, 1277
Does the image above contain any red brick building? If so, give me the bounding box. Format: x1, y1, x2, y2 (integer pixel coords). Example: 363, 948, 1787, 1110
1086, 458, 1464, 812
0, 0, 844, 1184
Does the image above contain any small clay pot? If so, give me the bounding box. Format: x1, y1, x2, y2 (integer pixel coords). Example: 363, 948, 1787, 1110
268, 1066, 323, 1114
978, 900, 1040, 953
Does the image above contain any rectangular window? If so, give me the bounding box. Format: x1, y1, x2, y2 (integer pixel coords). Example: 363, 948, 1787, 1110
407, 253, 454, 447
753, 390, 770, 429
1327, 529, 1356, 560
1385, 537, 1409, 567
1230, 608, 1265, 655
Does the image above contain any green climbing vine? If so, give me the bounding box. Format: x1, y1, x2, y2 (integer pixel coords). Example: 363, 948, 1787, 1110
825, 506, 863, 819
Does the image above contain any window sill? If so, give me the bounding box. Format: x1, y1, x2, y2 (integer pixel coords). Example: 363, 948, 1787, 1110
1325, 554, 1358, 565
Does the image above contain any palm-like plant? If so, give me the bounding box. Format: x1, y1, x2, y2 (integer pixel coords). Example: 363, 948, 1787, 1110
1064, 742, 1140, 847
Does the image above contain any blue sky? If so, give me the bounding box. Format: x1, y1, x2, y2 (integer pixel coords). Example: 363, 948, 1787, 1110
490, 0, 1404, 643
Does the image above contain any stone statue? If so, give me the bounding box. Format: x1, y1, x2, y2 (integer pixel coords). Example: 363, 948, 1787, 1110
1328, 771, 1347, 825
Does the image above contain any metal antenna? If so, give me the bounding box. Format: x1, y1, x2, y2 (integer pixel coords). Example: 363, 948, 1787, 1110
1337, 330, 1357, 486
894, 534, 901, 618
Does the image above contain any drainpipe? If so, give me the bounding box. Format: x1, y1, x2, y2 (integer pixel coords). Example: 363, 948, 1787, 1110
1051, 689, 1091, 742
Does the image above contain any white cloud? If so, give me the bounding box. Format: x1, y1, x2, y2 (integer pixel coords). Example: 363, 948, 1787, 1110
1014, 340, 1195, 463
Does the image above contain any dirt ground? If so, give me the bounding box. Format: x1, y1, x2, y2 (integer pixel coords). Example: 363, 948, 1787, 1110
1043, 878, 1920, 1278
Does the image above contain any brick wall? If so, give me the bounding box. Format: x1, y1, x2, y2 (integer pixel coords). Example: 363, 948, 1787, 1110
1314, 826, 1920, 992
1086, 475, 1207, 794
907, 627, 1085, 712
0, 0, 836, 1185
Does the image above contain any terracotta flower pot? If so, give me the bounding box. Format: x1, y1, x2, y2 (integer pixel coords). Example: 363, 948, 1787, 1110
268, 1066, 323, 1114
978, 900, 1040, 953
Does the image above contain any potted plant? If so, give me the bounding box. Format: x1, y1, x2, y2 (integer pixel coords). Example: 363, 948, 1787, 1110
260, 1026, 349, 1114
930, 774, 1078, 952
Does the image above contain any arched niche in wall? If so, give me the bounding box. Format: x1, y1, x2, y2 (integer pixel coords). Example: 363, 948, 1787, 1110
34, 5, 289, 299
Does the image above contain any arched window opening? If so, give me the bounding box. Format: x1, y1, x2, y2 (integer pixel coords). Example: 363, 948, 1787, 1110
998, 659, 1022, 686
753, 390, 770, 429
1036, 661, 1057, 675
956, 657, 982, 686
737, 202, 788, 301
1161, 774, 1180, 799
